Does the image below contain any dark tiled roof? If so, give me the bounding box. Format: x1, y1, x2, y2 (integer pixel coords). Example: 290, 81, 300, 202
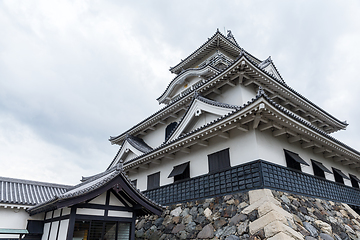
195, 93, 240, 109
157, 65, 219, 102
164, 93, 240, 143
126, 134, 153, 153
0, 177, 70, 206
110, 37, 346, 146
28, 166, 164, 215
123, 89, 360, 168
169, 29, 260, 74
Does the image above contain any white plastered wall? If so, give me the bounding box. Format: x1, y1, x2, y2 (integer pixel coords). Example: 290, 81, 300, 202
142, 115, 182, 149
255, 128, 359, 187
89, 192, 107, 205
212, 82, 257, 107
0, 207, 44, 238
128, 127, 259, 191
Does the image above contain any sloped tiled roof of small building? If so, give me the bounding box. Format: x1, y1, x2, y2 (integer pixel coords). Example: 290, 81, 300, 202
0, 176, 70, 206
28, 166, 164, 216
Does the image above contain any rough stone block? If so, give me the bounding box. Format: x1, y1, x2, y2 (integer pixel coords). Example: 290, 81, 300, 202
264, 220, 304, 240
249, 189, 274, 204
249, 210, 287, 235
258, 201, 293, 220
197, 223, 214, 239
267, 232, 296, 240
242, 197, 280, 215
343, 203, 360, 219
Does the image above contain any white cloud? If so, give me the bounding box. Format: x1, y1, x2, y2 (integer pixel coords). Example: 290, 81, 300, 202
1, 0, 360, 185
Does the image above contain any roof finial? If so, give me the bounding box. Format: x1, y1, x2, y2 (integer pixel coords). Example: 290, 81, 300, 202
257, 86, 265, 96
227, 30, 234, 39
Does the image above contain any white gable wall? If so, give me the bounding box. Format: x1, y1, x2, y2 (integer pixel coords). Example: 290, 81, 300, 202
212, 82, 257, 107
141, 116, 181, 150
89, 192, 107, 205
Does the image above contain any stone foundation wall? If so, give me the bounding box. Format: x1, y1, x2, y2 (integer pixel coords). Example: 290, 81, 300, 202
135, 189, 360, 240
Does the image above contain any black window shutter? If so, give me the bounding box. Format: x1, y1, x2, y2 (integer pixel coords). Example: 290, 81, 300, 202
208, 148, 230, 173
147, 172, 160, 190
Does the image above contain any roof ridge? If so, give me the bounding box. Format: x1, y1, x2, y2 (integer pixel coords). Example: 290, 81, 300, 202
0, 176, 71, 188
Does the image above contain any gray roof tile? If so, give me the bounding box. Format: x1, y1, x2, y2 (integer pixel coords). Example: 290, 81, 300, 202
0, 177, 70, 206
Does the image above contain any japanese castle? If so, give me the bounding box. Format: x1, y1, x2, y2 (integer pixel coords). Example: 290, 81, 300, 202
1, 30, 360, 240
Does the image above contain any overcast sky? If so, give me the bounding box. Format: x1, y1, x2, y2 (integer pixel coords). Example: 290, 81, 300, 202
1, 0, 360, 185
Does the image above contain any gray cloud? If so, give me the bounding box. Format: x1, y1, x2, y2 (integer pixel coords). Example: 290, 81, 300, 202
0, 0, 359, 184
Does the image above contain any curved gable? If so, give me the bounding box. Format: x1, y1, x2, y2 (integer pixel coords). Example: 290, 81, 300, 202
157, 65, 219, 104
166, 94, 239, 143
110, 135, 152, 168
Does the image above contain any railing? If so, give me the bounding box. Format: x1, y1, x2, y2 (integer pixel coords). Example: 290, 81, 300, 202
143, 160, 360, 206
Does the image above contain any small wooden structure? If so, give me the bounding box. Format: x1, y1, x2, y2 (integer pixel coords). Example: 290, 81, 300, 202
27, 165, 163, 240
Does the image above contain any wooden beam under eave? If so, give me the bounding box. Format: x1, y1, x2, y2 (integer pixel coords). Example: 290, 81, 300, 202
139, 164, 149, 169
243, 79, 254, 87
218, 132, 229, 139
197, 140, 209, 147
164, 154, 175, 160
259, 122, 273, 131
147, 126, 156, 131
213, 88, 221, 95
342, 160, 355, 166
314, 147, 326, 154
226, 80, 236, 87
334, 156, 345, 162
237, 123, 249, 131
241, 116, 255, 125
273, 128, 287, 137
302, 141, 315, 149
253, 113, 262, 129
180, 148, 191, 154
288, 135, 301, 143
324, 152, 336, 158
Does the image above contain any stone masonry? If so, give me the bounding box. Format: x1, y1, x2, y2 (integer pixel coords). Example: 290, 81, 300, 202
135, 189, 360, 239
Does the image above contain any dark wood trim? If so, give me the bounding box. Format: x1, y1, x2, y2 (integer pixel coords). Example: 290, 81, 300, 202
74, 214, 133, 222
74, 203, 134, 212
44, 214, 70, 223
110, 188, 129, 207
117, 177, 163, 215
65, 207, 76, 240
55, 209, 62, 240
105, 191, 110, 217
130, 212, 136, 240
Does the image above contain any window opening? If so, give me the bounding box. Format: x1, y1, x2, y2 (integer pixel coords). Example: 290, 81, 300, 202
168, 162, 190, 182
332, 168, 349, 184
73, 221, 130, 240
284, 149, 309, 171
165, 122, 177, 141
208, 148, 230, 173
147, 172, 160, 190
311, 160, 331, 179
350, 174, 360, 188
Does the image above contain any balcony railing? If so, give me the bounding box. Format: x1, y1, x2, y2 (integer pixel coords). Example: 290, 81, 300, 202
143, 160, 360, 206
